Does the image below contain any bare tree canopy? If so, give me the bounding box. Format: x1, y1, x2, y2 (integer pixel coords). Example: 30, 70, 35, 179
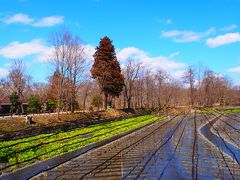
123, 58, 141, 109
50, 28, 88, 117
8, 60, 30, 113
183, 66, 196, 107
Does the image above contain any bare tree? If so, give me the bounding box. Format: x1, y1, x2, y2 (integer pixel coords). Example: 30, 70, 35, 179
0, 79, 9, 99
50, 28, 87, 118
81, 80, 93, 111
214, 76, 230, 106
135, 67, 145, 108
183, 66, 196, 107
31, 82, 48, 103
123, 58, 141, 109
8, 60, 29, 113
155, 70, 168, 110
200, 69, 216, 107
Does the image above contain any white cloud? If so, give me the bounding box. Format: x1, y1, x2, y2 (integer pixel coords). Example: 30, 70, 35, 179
206, 33, 240, 48
0, 68, 9, 77
33, 16, 64, 27
171, 70, 185, 79
82, 45, 96, 61
161, 27, 215, 43
169, 51, 180, 58
117, 47, 146, 62
2, 13, 34, 24
229, 66, 240, 73
1, 13, 64, 27
37, 44, 96, 63
220, 24, 238, 31
36, 46, 54, 62
0, 39, 47, 59
28, 44, 95, 63
0, 38, 97, 63
214, 73, 224, 78
142, 56, 186, 71
117, 47, 186, 72
36, 45, 95, 63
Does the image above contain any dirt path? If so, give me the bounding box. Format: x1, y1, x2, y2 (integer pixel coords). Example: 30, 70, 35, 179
30, 114, 240, 179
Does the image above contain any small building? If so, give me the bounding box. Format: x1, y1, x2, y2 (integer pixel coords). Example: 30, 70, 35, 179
0, 96, 28, 115
0, 96, 10, 114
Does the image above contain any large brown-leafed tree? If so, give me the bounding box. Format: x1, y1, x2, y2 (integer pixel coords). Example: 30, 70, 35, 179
91, 36, 124, 110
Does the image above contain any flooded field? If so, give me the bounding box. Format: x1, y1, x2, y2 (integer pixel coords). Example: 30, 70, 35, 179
30, 113, 240, 180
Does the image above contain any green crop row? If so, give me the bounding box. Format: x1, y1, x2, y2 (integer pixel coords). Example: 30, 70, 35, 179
0, 115, 164, 172
220, 109, 240, 114
200, 108, 240, 115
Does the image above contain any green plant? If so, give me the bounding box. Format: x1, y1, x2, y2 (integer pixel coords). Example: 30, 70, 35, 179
91, 95, 103, 110
9, 92, 20, 113
27, 95, 42, 113
0, 115, 164, 172
46, 99, 57, 112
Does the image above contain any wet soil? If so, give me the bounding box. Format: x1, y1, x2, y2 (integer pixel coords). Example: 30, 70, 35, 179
30, 114, 240, 179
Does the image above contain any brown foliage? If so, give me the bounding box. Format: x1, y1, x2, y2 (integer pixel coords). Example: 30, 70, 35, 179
91, 36, 124, 109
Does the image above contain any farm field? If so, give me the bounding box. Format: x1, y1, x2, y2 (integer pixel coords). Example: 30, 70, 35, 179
0, 115, 163, 176
28, 113, 239, 180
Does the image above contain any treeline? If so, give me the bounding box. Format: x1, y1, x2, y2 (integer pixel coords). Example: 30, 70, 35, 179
0, 28, 239, 115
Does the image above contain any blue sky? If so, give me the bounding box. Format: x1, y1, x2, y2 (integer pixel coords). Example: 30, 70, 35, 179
0, 0, 240, 84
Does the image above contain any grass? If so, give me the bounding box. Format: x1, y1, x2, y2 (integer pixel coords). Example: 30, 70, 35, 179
199, 108, 240, 115
220, 109, 240, 114
0, 114, 164, 173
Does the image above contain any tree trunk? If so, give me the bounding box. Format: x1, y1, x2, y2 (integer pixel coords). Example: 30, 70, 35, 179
109, 95, 112, 108
158, 98, 162, 111
71, 95, 75, 113
57, 100, 60, 120
112, 96, 116, 109
104, 93, 108, 110
83, 93, 88, 112
20, 103, 24, 114
123, 92, 126, 109
127, 97, 131, 109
